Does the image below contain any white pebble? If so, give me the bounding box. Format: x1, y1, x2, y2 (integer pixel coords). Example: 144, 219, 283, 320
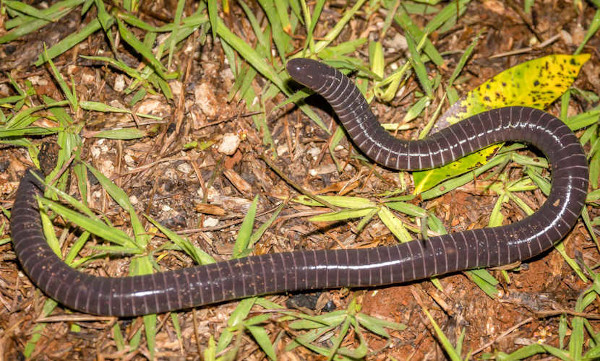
114, 74, 126, 92
218, 133, 240, 155
203, 217, 219, 227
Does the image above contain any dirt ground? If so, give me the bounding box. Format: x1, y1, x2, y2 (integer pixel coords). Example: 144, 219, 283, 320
1, 1, 599, 360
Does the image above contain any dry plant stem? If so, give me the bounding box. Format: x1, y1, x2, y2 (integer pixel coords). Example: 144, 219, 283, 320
259, 153, 340, 211
489, 34, 561, 59
196, 111, 262, 130
472, 316, 535, 355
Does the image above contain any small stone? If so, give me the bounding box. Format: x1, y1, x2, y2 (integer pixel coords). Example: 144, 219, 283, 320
218, 133, 240, 155
177, 163, 192, 174
113, 74, 126, 92
312, 163, 336, 175
194, 82, 218, 118
124, 154, 135, 167
170, 80, 182, 97
137, 98, 163, 115
203, 217, 219, 227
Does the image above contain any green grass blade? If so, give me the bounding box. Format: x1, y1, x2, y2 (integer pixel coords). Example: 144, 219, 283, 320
35, 19, 103, 66
313, 0, 367, 54
422, 307, 463, 361
378, 206, 413, 243
247, 325, 277, 360
4, 1, 55, 21
146, 216, 216, 265
233, 195, 258, 258
39, 198, 138, 249
405, 32, 433, 98
116, 18, 168, 79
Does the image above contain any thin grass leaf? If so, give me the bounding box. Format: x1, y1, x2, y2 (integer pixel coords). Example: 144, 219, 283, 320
216, 19, 284, 90
166, 0, 186, 68
287, 327, 334, 353
250, 202, 285, 245
85, 163, 149, 247
146, 216, 216, 265
79, 55, 146, 83
384, 201, 427, 217
116, 18, 168, 79
93, 0, 114, 45
293, 195, 375, 208
425, 0, 471, 35
91, 128, 146, 140
496, 344, 567, 361
216, 298, 256, 353
5, 101, 67, 128
339, 320, 369, 359
40, 208, 62, 257
466, 269, 499, 298
80, 101, 132, 114
328, 126, 346, 171
4, 1, 55, 21
355, 207, 378, 231
378, 206, 413, 243
403, 96, 431, 123
420, 154, 508, 200
0, 127, 58, 137
412, 141, 500, 195
356, 313, 406, 339
39, 198, 138, 249
567, 110, 600, 131
128, 327, 143, 353
327, 315, 352, 360
1, 0, 84, 44
394, 6, 443, 66
35, 19, 104, 66
89, 245, 142, 255
312, 0, 367, 54
422, 307, 463, 361
247, 325, 277, 361
64, 231, 91, 265
405, 32, 433, 98
116, 11, 163, 32
207, 0, 218, 41
127, 256, 158, 360
0, 94, 27, 105
204, 336, 217, 361
233, 195, 258, 258
319, 39, 369, 61
111, 323, 125, 351
288, 309, 348, 328
310, 208, 375, 222
43, 46, 78, 109
144, 316, 158, 358
23, 299, 58, 358
237, 0, 269, 56
575, 9, 600, 54
447, 29, 481, 103
258, 0, 290, 61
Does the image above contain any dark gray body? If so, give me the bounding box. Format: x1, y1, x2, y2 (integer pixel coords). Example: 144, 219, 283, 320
10, 59, 588, 316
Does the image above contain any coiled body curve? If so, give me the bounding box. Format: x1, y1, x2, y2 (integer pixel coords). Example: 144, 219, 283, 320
10, 59, 588, 316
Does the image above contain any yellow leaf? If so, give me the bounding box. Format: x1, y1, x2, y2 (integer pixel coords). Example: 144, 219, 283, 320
413, 54, 590, 193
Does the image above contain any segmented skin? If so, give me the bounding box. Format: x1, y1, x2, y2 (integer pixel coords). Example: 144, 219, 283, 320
11, 59, 588, 316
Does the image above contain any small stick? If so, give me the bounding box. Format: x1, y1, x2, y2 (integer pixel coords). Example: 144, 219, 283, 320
259, 153, 339, 211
